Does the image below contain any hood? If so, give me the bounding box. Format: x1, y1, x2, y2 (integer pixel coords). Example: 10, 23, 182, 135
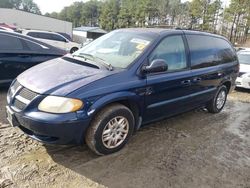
240, 63, 250, 73
17, 57, 113, 96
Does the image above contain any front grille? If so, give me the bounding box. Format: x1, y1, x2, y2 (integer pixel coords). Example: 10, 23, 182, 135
8, 81, 39, 111
236, 81, 241, 85
19, 87, 38, 101
13, 99, 26, 111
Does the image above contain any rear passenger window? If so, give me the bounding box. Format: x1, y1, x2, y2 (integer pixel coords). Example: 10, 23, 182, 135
149, 35, 187, 72
187, 35, 236, 69
0, 34, 24, 50
27, 32, 38, 38
36, 33, 51, 40
187, 35, 219, 69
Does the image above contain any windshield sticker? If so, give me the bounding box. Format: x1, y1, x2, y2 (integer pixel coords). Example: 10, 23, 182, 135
136, 44, 147, 50
130, 38, 150, 45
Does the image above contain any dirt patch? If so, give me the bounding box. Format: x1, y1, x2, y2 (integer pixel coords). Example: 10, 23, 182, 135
0, 89, 250, 188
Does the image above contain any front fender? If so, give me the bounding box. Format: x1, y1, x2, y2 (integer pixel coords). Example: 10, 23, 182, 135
86, 91, 144, 117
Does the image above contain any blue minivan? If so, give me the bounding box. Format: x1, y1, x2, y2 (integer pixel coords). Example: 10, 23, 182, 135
6, 29, 239, 155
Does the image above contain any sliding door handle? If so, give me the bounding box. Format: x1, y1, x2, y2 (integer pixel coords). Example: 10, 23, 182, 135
181, 80, 191, 86
193, 77, 202, 83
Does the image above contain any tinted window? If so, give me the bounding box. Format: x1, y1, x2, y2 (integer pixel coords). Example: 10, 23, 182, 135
27, 32, 38, 38
51, 34, 66, 42
0, 34, 24, 50
149, 35, 187, 71
214, 37, 236, 64
187, 35, 236, 69
187, 35, 219, 69
23, 39, 50, 51
32, 33, 51, 40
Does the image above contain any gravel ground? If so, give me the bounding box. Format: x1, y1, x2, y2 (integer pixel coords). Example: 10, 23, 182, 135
0, 88, 250, 188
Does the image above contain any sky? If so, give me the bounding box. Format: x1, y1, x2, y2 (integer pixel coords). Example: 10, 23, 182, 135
33, 0, 87, 14
34, 0, 230, 15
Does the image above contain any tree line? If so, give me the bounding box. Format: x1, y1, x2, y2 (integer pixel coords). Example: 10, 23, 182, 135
1, 0, 250, 44
44, 0, 250, 44
0, 0, 41, 14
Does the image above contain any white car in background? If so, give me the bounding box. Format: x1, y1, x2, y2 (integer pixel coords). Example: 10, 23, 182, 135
236, 48, 250, 89
23, 30, 80, 53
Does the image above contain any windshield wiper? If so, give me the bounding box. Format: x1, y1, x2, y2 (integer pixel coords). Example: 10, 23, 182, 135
94, 56, 113, 71
73, 53, 94, 62
78, 53, 113, 71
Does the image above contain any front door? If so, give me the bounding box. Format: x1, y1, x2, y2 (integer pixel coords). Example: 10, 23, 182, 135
143, 35, 194, 123
0, 33, 32, 84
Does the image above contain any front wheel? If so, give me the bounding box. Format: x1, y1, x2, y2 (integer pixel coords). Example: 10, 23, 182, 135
85, 104, 135, 155
70, 47, 78, 54
206, 85, 228, 113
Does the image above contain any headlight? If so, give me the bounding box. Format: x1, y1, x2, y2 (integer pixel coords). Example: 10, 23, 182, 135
38, 96, 83, 113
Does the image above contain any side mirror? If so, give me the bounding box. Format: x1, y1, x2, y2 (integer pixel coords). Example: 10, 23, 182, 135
143, 59, 168, 74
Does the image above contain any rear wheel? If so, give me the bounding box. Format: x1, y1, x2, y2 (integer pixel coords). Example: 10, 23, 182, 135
85, 104, 135, 155
206, 85, 228, 113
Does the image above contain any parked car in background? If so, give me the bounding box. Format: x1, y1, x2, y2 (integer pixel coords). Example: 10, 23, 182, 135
80, 38, 93, 48
23, 30, 80, 53
0, 30, 66, 86
6, 29, 238, 155
236, 48, 250, 89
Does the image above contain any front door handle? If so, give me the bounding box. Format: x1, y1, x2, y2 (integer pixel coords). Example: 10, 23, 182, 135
193, 77, 202, 83
181, 80, 191, 86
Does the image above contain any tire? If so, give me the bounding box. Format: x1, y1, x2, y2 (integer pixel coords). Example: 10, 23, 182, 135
206, 85, 228, 113
85, 103, 135, 155
70, 47, 78, 54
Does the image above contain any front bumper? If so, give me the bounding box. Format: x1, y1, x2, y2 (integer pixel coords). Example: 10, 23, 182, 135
236, 76, 250, 89
7, 106, 91, 145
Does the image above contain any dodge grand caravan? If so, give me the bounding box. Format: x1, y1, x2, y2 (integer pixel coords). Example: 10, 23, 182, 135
6, 29, 239, 155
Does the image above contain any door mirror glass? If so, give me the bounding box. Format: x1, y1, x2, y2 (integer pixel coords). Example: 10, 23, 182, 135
143, 59, 168, 73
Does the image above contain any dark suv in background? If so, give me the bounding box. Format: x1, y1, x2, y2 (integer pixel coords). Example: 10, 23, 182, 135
6, 29, 239, 155
0, 31, 66, 86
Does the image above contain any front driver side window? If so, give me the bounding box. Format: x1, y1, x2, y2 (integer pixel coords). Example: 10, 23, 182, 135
149, 35, 187, 71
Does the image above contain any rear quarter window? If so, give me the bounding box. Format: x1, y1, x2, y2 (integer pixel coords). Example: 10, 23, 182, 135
187, 35, 236, 69
213, 37, 237, 64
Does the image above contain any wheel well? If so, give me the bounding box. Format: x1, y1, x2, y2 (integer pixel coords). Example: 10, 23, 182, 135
70, 47, 78, 53
222, 81, 231, 93
91, 100, 140, 131
118, 100, 140, 124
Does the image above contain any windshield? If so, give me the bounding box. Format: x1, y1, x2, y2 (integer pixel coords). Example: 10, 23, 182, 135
238, 53, 250, 65
74, 30, 155, 69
